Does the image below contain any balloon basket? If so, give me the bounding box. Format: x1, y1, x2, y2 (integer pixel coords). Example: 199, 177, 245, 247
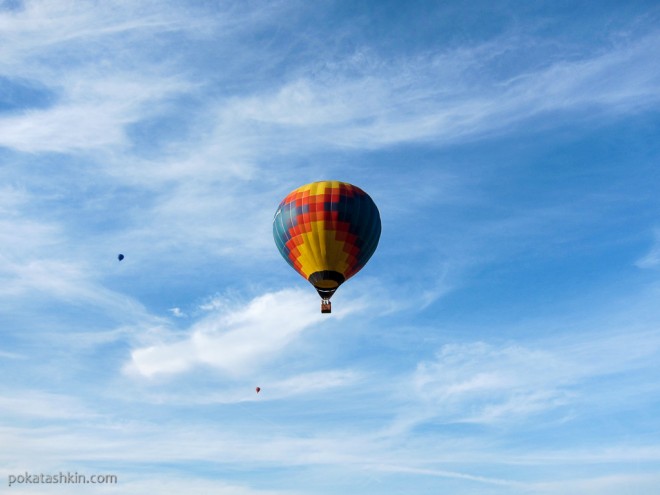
321, 299, 331, 314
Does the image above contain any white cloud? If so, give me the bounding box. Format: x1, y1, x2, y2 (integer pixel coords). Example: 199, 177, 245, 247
409, 342, 575, 423
269, 36, 629, 147
0, 0, 202, 67
217, 32, 660, 151
0, 0, 197, 154
169, 307, 185, 317
0, 186, 156, 322
2, 2, 658, 163
0, 77, 192, 153
127, 288, 360, 378
386, 322, 660, 432
0, 252, 153, 322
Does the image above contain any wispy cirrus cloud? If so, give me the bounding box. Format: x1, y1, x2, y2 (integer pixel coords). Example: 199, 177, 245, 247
215, 32, 660, 152
2, 2, 658, 163
0, 1, 200, 154
383, 320, 660, 434
0, 0, 209, 68
0, 219, 151, 321
0, 74, 193, 153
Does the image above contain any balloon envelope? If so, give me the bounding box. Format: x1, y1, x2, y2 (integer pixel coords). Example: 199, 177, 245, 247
273, 181, 381, 300
256, 387, 261, 393
117, 254, 124, 261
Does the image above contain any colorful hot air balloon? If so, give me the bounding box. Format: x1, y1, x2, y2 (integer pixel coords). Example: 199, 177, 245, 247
256, 387, 261, 394
273, 181, 381, 313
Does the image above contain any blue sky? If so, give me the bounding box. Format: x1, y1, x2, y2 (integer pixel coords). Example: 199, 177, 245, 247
2, 0, 660, 493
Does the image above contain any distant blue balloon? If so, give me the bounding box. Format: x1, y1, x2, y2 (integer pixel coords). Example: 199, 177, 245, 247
118, 254, 124, 261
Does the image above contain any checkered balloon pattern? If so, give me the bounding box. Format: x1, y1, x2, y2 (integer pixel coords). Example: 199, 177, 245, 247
273, 181, 381, 297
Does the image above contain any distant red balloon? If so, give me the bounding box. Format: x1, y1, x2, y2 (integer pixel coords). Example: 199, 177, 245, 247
255, 387, 261, 393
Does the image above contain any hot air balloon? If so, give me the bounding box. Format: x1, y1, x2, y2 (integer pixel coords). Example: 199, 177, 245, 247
117, 254, 124, 261
273, 181, 381, 313
255, 387, 261, 393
